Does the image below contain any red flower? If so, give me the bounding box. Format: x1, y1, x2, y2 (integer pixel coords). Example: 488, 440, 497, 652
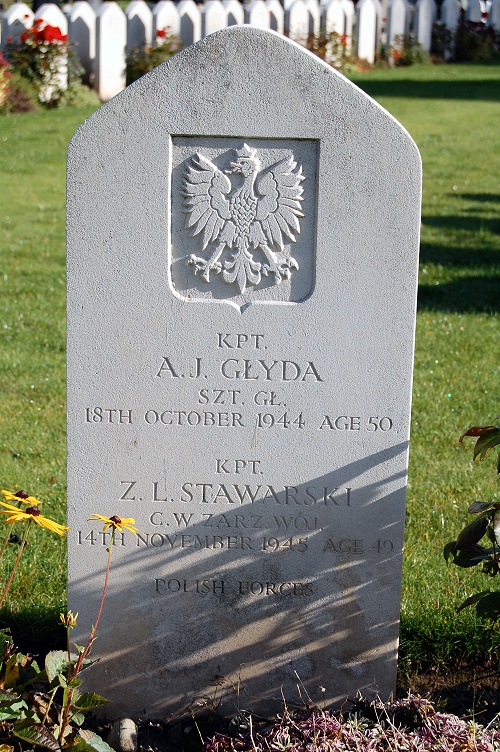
34, 18, 44, 25
6, 36, 12, 43
40, 24, 67, 42
156, 28, 167, 38
24, 12, 30, 18
20, 31, 28, 42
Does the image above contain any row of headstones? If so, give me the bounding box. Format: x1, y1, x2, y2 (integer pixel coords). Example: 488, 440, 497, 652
2, 0, 500, 101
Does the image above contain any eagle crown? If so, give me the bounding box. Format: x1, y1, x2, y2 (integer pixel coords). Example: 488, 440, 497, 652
225, 144, 261, 178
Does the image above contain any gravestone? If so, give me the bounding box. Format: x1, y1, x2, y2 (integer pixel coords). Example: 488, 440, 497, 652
224, 0, 245, 27
177, 0, 201, 47
202, 0, 227, 37
355, 0, 379, 62
68, 1, 96, 86
414, 0, 436, 52
245, 0, 270, 28
386, 0, 410, 48
1, 3, 33, 50
67, 26, 421, 720
95, 2, 126, 101
266, 0, 284, 33
153, 0, 180, 39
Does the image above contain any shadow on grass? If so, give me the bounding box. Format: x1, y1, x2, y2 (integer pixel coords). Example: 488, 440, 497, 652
422, 215, 500, 234
419, 239, 499, 268
0, 605, 66, 658
352, 78, 500, 101
417, 276, 500, 313
457, 193, 500, 204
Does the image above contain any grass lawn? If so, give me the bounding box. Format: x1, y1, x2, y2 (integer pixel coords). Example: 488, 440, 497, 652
0, 64, 499, 682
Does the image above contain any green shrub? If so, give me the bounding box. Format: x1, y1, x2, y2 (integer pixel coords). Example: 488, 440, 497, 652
444, 421, 500, 620
6, 19, 83, 107
126, 29, 182, 85
306, 29, 355, 72
1, 71, 40, 113
454, 21, 500, 61
386, 34, 431, 66
58, 80, 101, 108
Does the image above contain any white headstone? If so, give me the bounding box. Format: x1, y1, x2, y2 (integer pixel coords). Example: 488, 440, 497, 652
467, 0, 485, 21
342, 0, 355, 50
323, 0, 345, 35
153, 0, 180, 39
489, 0, 500, 27
304, 0, 321, 34
95, 1, 126, 101
266, 0, 284, 31
1, 3, 33, 49
125, 0, 152, 51
442, 0, 462, 31
286, 0, 309, 41
202, 0, 227, 36
355, 0, 378, 62
177, 0, 201, 47
245, 0, 271, 28
414, 0, 436, 50
35, 2, 68, 32
69, 1, 96, 86
67, 25, 421, 721
386, 0, 409, 47
223, 0, 245, 26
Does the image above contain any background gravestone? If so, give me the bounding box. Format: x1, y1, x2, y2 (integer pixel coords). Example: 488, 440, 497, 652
67, 27, 421, 719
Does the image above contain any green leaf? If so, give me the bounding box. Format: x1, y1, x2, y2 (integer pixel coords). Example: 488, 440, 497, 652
468, 501, 500, 514
457, 591, 492, 613
12, 722, 60, 751
0, 690, 20, 703
71, 711, 85, 727
452, 546, 489, 568
45, 650, 69, 683
460, 424, 497, 441
471, 427, 500, 461
475, 591, 500, 621
73, 692, 109, 711
455, 514, 490, 550
65, 732, 115, 752
443, 541, 457, 562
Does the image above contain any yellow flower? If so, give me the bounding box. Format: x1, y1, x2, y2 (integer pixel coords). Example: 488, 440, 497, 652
2, 490, 41, 507
0, 502, 69, 536
88, 514, 139, 535
60, 610, 78, 628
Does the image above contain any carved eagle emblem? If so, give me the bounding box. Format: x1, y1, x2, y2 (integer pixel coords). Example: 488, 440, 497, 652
182, 144, 305, 294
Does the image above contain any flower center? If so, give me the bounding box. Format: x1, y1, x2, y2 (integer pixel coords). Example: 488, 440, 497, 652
110, 515, 122, 524
26, 507, 41, 516
15, 490, 29, 499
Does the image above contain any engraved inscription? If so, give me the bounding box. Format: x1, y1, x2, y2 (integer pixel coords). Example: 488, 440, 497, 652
183, 144, 304, 294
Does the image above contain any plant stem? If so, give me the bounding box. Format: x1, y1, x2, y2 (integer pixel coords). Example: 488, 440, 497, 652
58, 529, 115, 743
0, 502, 23, 560
0, 520, 31, 609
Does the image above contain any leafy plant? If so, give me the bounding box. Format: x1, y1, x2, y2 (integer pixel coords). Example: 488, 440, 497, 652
386, 34, 430, 66
125, 28, 182, 85
306, 29, 355, 73
0, 51, 12, 110
0, 492, 139, 749
6, 19, 83, 107
454, 21, 500, 62
444, 420, 500, 620
0, 627, 109, 751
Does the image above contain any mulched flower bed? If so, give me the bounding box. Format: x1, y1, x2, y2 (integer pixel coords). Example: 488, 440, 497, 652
93, 694, 500, 752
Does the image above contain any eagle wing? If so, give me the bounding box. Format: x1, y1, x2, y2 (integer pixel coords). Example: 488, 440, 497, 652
255, 156, 304, 251
182, 154, 232, 250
